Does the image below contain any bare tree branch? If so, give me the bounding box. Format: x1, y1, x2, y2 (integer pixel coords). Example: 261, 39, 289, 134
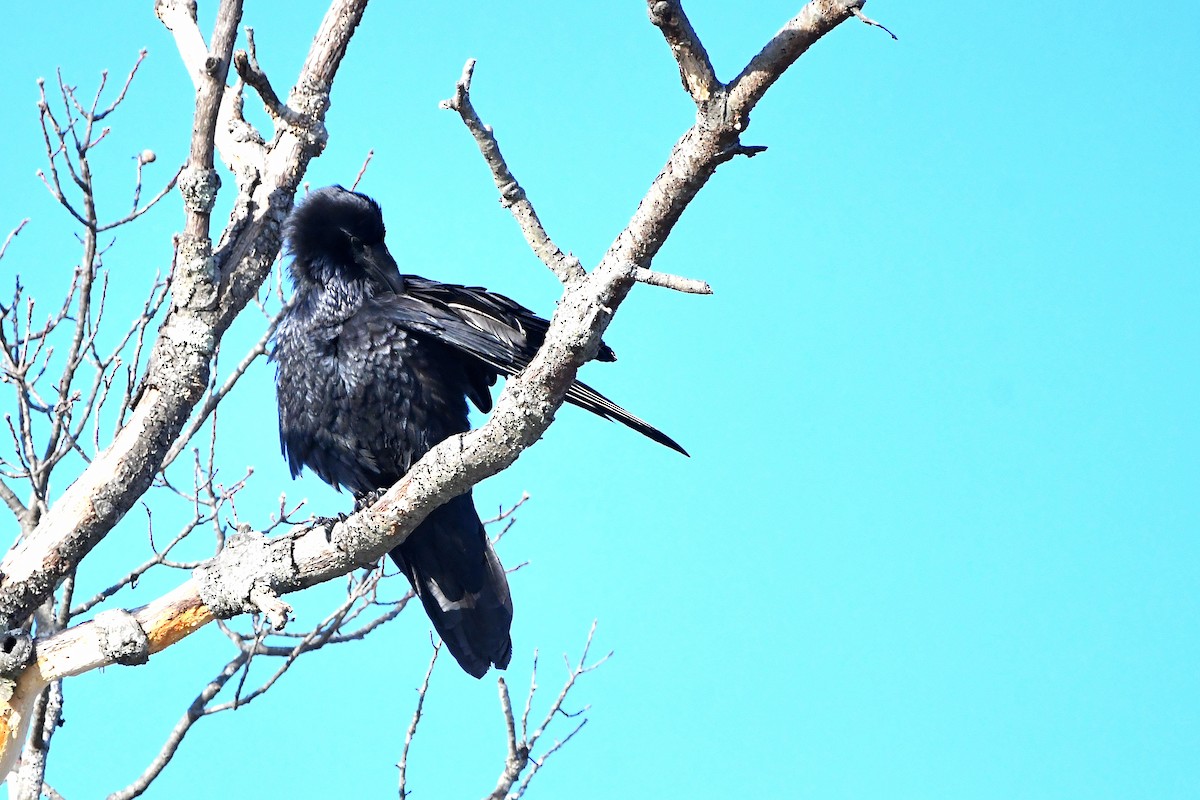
96, 166, 182, 233
634, 267, 713, 294
851, 5, 898, 40
350, 148, 374, 192
0, 220, 29, 262
647, 0, 720, 104
398, 640, 440, 800
94, 49, 149, 122
487, 491, 530, 547
106, 652, 249, 800
71, 515, 207, 617
486, 622, 608, 800
440, 60, 586, 286
232, 27, 301, 125
2, 0, 863, 699
727, 1, 863, 121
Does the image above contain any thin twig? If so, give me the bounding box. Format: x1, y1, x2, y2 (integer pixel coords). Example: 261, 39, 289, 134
512, 719, 589, 799
71, 517, 206, 616
398, 640, 440, 799
206, 569, 386, 712
161, 300, 289, 469
851, 6, 898, 40
487, 491, 530, 546
509, 623, 607, 799
106, 653, 249, 800
350, 149, 374, 191
0, 219, 30, 261
93, 50, 148, 122
486, 623, 608, 799
520, 649, 538, 742
97, 166, 182, 232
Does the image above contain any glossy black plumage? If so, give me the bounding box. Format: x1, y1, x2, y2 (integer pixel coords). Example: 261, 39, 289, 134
273, 185, 684, 678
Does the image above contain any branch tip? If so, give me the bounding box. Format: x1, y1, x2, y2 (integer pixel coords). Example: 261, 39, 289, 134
248, 585, 292, 631
634, 268, 712, 295
716, 142, 768, 163
232, 29, 296, 123
851, 6, 898, 40
350, 149, 375, 192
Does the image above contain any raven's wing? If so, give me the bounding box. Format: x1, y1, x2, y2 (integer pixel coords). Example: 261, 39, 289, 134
371, 277, 688, 456
396, 275, 616, 361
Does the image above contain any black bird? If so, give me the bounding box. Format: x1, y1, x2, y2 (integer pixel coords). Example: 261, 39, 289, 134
273, 185, 685, 678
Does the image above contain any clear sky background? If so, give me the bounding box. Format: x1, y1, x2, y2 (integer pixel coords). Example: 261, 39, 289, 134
0, 2, 1196, 798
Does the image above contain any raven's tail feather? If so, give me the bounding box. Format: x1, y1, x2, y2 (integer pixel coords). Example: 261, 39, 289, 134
566, 379, 689, 457
389, 492, 513, 678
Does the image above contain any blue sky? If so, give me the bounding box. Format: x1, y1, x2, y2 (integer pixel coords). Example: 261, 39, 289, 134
0, 2, 1197, 798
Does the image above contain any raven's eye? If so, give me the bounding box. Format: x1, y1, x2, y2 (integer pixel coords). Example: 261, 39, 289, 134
349, 235, 365, 254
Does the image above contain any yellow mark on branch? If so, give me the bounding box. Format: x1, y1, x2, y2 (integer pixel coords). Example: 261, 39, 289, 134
146, 603, 215, 653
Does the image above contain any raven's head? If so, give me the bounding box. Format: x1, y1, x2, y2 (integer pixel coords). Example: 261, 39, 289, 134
283, 185, 405, 294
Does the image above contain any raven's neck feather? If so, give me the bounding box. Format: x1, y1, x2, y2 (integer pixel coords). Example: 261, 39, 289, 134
293, 257, 383, 326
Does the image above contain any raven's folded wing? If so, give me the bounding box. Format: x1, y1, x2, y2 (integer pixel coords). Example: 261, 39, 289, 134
371, 279, 688, 456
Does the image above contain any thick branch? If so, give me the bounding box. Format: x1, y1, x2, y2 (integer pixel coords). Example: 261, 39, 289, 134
647, 0, 720, 104
179, 0, 242, 239
727, 0, 863, 124
0, 583, 211, 780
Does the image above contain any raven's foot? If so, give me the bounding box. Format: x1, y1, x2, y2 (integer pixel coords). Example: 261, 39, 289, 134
311, 514, 346, 543
353, 488, 387, 512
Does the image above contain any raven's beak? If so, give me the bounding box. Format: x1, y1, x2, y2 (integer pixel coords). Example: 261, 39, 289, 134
361, 242, 406, 294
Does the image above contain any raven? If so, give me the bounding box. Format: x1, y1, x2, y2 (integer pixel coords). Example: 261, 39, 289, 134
274, 185, 685, 678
